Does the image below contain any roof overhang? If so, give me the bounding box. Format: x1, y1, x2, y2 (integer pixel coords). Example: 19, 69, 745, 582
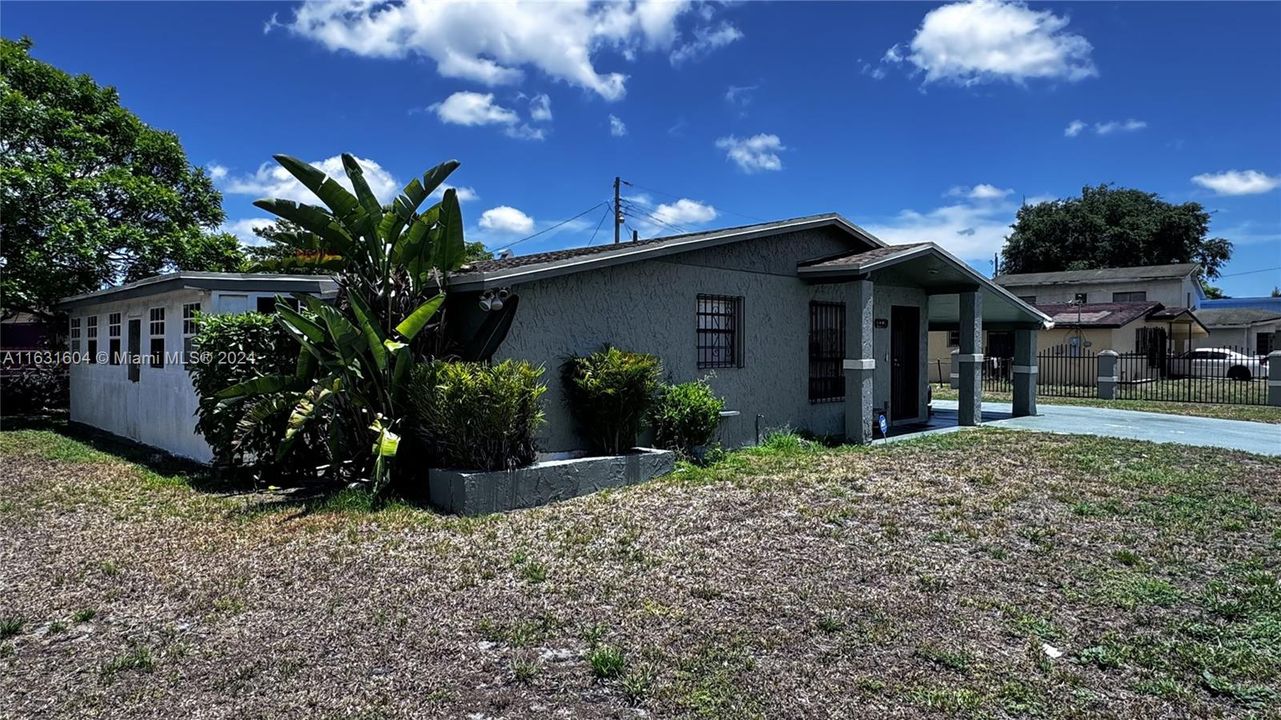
57, 272, 339, 311
447, 214, 885, 292
798, 243, 1054, 331
1149, 307, 1210, 336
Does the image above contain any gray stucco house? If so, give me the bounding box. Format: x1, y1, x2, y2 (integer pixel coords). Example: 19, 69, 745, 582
448, 213, 1052, 450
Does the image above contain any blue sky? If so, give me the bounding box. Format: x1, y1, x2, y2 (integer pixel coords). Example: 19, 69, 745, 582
6, 0, 1280, 296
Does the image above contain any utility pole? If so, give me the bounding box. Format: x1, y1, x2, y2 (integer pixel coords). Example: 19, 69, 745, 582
613, 176, 622, 244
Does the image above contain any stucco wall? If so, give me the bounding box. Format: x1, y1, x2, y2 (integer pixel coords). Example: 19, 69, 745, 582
68, 288, 302, 462
493, 229, 891, 450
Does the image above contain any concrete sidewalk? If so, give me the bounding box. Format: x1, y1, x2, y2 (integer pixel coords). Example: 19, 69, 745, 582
924, 400, 1281, 456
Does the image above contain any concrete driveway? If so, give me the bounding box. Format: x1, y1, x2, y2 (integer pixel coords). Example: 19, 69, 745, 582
925, 400, 1281, 456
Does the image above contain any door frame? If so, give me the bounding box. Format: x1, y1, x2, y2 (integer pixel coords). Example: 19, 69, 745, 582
890, 304, 921, 423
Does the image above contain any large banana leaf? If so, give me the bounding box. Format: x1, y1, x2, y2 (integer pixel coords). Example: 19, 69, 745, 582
394, 294, 445, 340
347, 292, 388, 372
252, 199, 353, 253
274, 154, 371, 240
381, 160, 459, 244
215, 373, 303, 401
431, 189, 467, 273
342, 154, 384, 224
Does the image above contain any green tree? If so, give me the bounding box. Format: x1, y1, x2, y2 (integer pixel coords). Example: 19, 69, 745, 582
1271, 286, 1280, 298
0, 37, 244, 324
1000, 184, 1232, 279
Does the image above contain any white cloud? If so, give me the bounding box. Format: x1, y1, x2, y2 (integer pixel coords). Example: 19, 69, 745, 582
224, 155, 401, 204
429, 184, 479, 204
1094, 118, 1147, 135
724, 84, 757, 106
1191, 170, 1281, 196
429, 91, 546, 141
609, 114, 627, 137
670, 22, 743, 65
885, 0, 1096, 85
478, 205, 535, 235
207, 164, 228, 180
528, 93, 552, 122
430, 91, 519, 126
1065, 118, 1147, 137
624, 195, 718, 236
864, 193, 1022, 260
946, 183, 1012, 200
715, 134, 785, 173
280, 0, 738, 101
220, 218, 277, 246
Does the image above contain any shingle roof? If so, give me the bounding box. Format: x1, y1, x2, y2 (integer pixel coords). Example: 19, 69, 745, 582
1195, 307, 1281, 327
1035, 301, 1161, 328
995, 263, 1200, 287
464, 213, 852, 274
797, 243, 930, 270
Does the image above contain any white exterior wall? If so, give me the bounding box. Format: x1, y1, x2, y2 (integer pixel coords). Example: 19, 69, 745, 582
1002, 278, 1191, 308
67, 289, 289, 463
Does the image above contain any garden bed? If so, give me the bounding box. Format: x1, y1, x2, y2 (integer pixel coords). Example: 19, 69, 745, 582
427, 447, 675, 515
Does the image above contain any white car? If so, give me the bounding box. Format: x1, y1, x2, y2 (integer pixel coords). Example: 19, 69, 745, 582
1168, 348, 1266, 381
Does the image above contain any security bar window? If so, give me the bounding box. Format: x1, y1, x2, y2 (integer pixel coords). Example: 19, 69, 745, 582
182, 302, 200, 367
108, 313, 122, 366
149, 307, 165, 368
696, 294, 743, 369
86, 316, 99, 363
809, 301, 846, 403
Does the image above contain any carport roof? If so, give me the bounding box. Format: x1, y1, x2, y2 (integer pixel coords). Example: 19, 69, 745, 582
797, 242, 1053, 331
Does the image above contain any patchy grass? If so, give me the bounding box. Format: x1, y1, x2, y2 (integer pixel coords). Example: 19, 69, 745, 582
933, 384, 1281, 423
2, 426, 1279, 718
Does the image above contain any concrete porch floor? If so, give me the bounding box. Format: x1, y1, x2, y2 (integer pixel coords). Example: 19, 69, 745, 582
877, 399, 1281, 457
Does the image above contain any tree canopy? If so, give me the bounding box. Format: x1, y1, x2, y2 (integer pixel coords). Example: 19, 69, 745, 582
0, 37, 245, 323
1000, 184, 1232, 279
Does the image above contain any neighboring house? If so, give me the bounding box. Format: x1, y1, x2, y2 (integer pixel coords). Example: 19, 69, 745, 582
1, 312, 49, 353
58, 214, 1051, 460
1195, 307, 1281, 355
927, 263, 1208, 376
56, 273, 338, 461
993, 263, 1206, 309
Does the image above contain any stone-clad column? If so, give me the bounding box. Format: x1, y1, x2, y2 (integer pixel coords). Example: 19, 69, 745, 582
957, 291, 982, 426
1012, 329, 1037, 417
844, 279, 875, 444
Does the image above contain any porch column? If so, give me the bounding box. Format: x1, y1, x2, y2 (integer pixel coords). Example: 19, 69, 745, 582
844, 278, 875, 444
957, 291, 982, 426
1012, 329, 1037, 417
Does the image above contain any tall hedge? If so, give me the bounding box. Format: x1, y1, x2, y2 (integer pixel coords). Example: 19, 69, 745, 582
187, 312, 297, 472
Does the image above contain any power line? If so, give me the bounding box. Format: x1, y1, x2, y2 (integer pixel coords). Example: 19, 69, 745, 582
492, 202, 609, 253
623, 179, 766, 224
1218, 266, 1281, 278
587, 203, 611, 246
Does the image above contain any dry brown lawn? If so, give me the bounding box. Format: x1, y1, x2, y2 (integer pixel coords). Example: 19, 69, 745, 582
1, 427, 1279, 719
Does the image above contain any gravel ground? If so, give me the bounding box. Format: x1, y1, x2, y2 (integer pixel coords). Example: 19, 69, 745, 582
1, 428, 1278, 719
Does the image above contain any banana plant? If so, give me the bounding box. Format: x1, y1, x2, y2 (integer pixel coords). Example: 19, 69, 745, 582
216, 154, 465, 493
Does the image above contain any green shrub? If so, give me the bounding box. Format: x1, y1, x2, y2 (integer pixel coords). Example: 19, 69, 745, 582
0, 367, 68, 414
408, 360, 546, 471
649, 378, 724, 458
562, 347, 662, 455
188, 312, 302, 474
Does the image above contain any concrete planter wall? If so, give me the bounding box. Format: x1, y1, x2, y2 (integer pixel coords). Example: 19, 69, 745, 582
427, 447, 675, 515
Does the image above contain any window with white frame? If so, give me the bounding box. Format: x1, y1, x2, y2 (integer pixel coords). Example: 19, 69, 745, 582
108, 313, 122, 365
86, 316, 99, 363
182, 302, 200, 367
69, 317, 81, 354
149, 307, 165, 368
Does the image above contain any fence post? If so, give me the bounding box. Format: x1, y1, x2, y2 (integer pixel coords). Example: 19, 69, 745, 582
1269, 351, 1281, 407
1097, 351, 1118, 400
949, 349, 959, 389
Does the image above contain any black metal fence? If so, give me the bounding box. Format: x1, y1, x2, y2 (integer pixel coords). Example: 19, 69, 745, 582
1115, 345, 1269, 406
964, 344, 1271, 406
